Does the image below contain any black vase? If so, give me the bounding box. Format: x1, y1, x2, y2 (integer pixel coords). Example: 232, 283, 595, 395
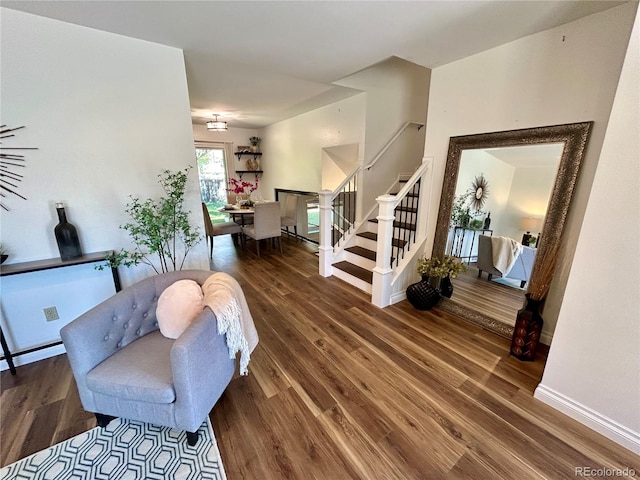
510, 294, 544, 361
439, 276, 454, 298
407, 277, 441, 310
54, 203, 82, 260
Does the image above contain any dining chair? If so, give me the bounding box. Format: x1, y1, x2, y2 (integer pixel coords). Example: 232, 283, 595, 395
280, 195, 298, 239
202, 203, 242, 257
242, 202, 283, 257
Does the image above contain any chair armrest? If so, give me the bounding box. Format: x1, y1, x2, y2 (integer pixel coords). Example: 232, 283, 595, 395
171, 307, 235, 431
61, 295, 136, 411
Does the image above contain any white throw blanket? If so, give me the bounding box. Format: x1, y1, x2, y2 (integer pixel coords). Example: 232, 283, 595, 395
202, 273, 259, 376
491, 236, 523, 276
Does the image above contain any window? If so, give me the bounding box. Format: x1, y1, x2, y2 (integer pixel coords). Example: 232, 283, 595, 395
196, 144, 229, 224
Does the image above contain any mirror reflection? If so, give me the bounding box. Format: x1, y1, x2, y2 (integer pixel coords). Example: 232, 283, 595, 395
447, 143, 563, 328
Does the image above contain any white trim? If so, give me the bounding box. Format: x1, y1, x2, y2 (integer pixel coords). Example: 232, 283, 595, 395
1, 344, 67, 372
389, 290, 407, 305
534, 384, 640, 454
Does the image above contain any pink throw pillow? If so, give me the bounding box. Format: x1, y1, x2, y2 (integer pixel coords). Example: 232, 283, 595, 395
156, 280, 204, 339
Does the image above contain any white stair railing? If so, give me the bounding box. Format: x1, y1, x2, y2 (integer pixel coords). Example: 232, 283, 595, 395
372, 157, 433, 307
318, 165, 362, 277
364, 122, 424, 171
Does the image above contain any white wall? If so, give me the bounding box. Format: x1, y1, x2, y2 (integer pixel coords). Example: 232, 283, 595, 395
536, 4, 640, 453
0, 9, 204, 366
260, 94, 367, 198
502, 166, 557, 241
337, 57, 431, 213
423, 2, 637, 339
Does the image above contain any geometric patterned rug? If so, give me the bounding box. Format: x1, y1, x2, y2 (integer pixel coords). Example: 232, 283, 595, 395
0, 417, 226, 480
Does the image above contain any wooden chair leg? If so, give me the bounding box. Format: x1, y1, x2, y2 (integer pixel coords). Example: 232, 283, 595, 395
186, 430, 199, 447
279, 237, 283, 255
95, 413, 116, 428
477, 269, 482, 278
294, 226, 297, 239
255, 239, 260, 258
487, 274, 493, 281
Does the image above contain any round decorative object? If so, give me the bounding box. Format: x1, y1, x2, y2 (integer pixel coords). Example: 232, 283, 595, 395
247, 158, 259, 171
406, 280, 441, 310
470, 175, 489, 212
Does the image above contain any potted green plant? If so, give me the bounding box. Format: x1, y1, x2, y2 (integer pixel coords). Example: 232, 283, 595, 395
417, 254, 467, 298
99, 167, 201, 274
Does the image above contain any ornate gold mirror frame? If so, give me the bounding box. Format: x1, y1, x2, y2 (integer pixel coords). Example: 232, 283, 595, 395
432, 122, 593, 336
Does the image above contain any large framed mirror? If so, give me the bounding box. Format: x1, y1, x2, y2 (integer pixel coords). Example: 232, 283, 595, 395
432, 122, 592, 338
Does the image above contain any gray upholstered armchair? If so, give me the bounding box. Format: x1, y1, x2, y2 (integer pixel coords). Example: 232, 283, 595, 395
60, 270, 235, 446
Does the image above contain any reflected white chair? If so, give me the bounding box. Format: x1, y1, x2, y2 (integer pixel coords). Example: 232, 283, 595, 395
202, 203, 242, 257
280, 195, 298, 239
243, 202, 283, 257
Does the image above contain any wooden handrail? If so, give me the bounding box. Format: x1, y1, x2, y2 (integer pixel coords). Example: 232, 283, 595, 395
364, 121, 425, 171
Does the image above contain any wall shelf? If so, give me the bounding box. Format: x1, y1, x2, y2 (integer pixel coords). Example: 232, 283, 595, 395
236, 170, 263, 179
235, 151, 262, 160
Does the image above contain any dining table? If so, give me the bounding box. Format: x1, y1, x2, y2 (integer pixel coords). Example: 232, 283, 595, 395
218, 206, 255, 226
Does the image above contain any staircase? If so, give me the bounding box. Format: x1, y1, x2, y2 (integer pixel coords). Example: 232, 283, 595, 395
332, 181, 418, 293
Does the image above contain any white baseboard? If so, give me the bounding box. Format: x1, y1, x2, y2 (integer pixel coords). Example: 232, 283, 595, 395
1, 344, 67, 372
389, 290, 407, 305
534, 384, 640, 454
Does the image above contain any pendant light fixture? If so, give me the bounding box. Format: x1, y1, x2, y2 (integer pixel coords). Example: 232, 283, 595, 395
206, 114, 228, 131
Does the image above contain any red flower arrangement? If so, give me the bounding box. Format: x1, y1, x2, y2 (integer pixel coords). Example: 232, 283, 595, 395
227, 177, 259, 196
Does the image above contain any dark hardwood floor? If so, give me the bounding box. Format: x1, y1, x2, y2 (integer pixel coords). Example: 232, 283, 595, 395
2, 234, 638, 478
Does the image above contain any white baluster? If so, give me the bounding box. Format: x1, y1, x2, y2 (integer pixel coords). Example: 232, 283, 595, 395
318, 190, 334, 277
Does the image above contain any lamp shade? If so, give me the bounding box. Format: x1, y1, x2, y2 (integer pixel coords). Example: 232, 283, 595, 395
206, 115, 228, 131
520, 216, 544, 233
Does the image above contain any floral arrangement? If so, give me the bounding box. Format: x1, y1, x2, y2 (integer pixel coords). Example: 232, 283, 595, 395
227, 177, 259, 196
249, 136, 261, 147
417, 254, 467, 279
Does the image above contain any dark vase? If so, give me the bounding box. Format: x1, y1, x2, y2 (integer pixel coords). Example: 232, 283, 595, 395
439, 276, 454, 298
407, 277, 441, 310
510, 294, 544, 361
54, 203, 82, 260
483, 212, 491, 229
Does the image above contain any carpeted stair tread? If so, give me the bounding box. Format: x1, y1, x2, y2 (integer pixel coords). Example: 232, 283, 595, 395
356, 231, 407, 248
368, 218, 417, 231
333, 261, 373, 284
395, 206, 418, 213
390, 192, 419, 198
345, 246, 376, 261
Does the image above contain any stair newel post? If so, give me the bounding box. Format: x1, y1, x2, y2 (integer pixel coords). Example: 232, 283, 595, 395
372, 194, 396, 308
318, 189, 334, 277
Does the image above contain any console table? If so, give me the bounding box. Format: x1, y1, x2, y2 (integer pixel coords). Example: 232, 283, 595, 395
0, 251, 121, 375
449, 227, 493, 264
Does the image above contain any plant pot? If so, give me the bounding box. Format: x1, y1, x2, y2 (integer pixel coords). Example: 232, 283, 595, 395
1, 254, 8, 264
510, 294, 544, 361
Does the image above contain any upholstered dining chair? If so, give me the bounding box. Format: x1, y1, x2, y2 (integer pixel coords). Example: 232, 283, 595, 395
202, 202, 242, 257
60, 270, 236, 446
280, 194, 298, 239
242, 201, 283, 257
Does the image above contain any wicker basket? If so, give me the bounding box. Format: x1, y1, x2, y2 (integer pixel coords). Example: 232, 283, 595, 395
406, 280, 441, 310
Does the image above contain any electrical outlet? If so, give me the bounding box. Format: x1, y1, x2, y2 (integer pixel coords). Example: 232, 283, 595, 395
43, 306, 59, 322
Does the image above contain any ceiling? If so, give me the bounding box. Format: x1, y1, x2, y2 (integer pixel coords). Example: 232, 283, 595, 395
1, 1, 627, 128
